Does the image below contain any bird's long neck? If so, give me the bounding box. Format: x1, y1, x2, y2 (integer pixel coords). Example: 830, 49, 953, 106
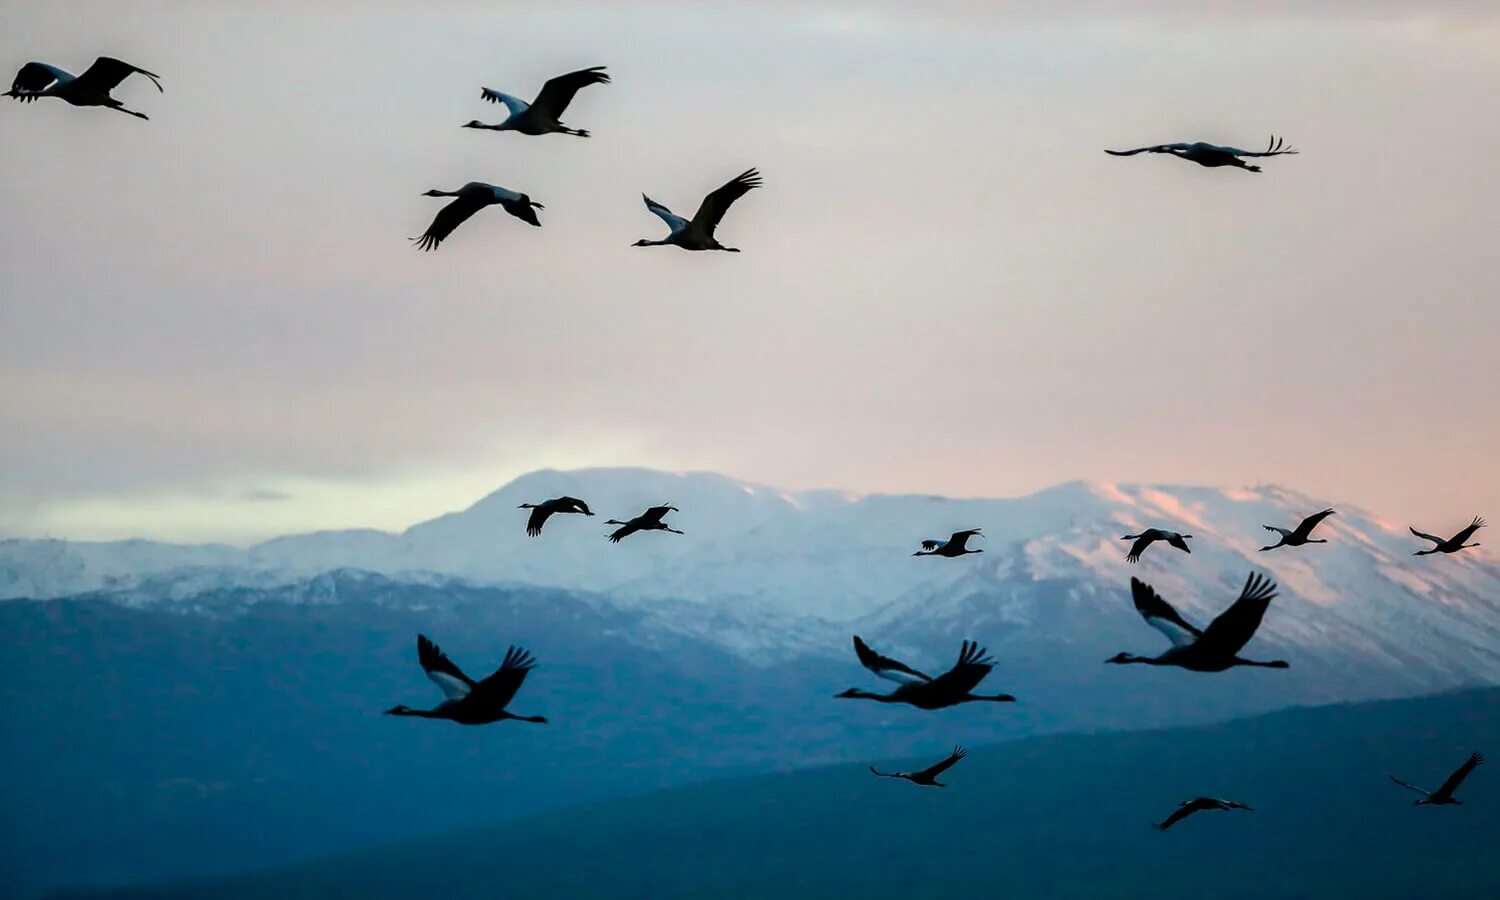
1113, 654, 1163, 666
964, 693, 1016, 703
845, 690, 896, 702
384, 705, 443, 718
500, 712, 548, 724
605, 519, 627, 525
1233, 657, 1290, 669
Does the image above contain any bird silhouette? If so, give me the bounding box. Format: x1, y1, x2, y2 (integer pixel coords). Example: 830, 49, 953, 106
1105, 135, 1298, 172
606, 505, 682, 543
465, 66, 609, 137
1410, 517, 1484, 556
870, 746, 968, 787
836, 636, 1016, 709
385, 635, 547, 725
1390, 753, 1484, 805
633, 169, 761, 251
5, 56, 161, 119
1154, 797, 1253, 831
1106, 573, 1289, 672
912, 529, 984, 557
1122, 528, 1193, 564
518, 496, 594, 536
412, 183, 543, 251
1261, 508, 1336, 551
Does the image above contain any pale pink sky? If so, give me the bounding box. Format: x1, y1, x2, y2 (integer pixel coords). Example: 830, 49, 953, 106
1, 2, 1496, 542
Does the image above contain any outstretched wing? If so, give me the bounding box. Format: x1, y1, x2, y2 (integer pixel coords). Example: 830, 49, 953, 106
1451, 517, 1486, 545
7, 62, 69, 98
531, 66, 609, 117
1197, 573, 1278, 657
73, 57, 162, 95
413, 194, 489, 251
948, 529, 982, 550
1434, 752, 1484, 799
1124, 533, 1155, 563
1155, 801, 1203, 831
914, 746, 967, 781
479, 88, 529, 116
608, 521, 639, 543
919, 540, 942, 551
1105, 142, 1189, 157
475, 645, 538, 710
1263, 526, 1292, 538
852, 635, 931, 684
1129, 578, 1202, 648
1409, 525, 1445, 544
560, 496, 592, 516
525, 506, 553, 537
642, 195, 688, 233
1388, 775, 1429, 797
689, 168, 761, 236
1229, 135, 1298, 158
417, 634, 476, 700
924, 641, 995, 696
641, 505, 677, 525
1293, 508, 1336, 538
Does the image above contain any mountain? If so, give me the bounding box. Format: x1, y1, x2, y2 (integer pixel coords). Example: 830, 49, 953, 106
53, 688, 1500, 900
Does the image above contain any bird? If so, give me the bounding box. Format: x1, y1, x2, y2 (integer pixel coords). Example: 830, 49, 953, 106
5, 56, 162, 119
1410, 517, 1485, 556
633, 168, 761, 252
870, 746, 968, 787
1122, 528, 1193, 563
1390, 753, 1484, 805
1106, 573, 1289, 672
412, 183, 542, 251
1105, 135, 1298, 172
836, 636, 1016, 709
518, 496, 594, 537
913, 529, 984, 557
1260, 508, 1336, 551
1153, 797, 1253, 831
606, 505, 682, 543
384, 634, 547, 725
464, 66, 609, 137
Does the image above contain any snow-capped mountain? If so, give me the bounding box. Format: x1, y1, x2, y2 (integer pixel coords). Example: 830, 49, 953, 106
3, 468, 1498, 676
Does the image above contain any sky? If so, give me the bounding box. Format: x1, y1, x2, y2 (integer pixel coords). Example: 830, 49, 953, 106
1, 1, 1497, 543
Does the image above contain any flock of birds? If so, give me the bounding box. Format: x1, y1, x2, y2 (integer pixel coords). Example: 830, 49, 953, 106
6, 50, 1490, 836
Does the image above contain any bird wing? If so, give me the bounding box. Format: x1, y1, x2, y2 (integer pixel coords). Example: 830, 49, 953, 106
914, 746, 967, 781
479, 88, 529, 116
948, 529, 982, 550
561, 496, 592, 515
852, 635, 931, 685
1293, 508, 1336, 539
608, 521, 639, 543
73, 57, 162, 95
1166, 533, 1192, 553
1196, 573, 1278, 657
1228, 135, 1298, 157
417, 634, 476, 700
500, 198, 542, 227
1129, 578, 1202, 648
413, 193, 490, 252
688, 168, 761, 237
924, 641, 995, 696
642, 195, 689, 233
530, 66, 609, 117
1434, 753, 1484, 799
641, 505, 677, 525
1155, 802, 1203, 831
525, 506, 553, 537
1451, 517, 1486, 545
475, 645, 537, 710
1124, 533, 1155, 563
919, 540, 942, 551
1388, 775, 1430, 797
7, 62, 70, 97
1104, 143, 1189, 156
1409, 526, 1445, 544
1263, 526, 1293, 538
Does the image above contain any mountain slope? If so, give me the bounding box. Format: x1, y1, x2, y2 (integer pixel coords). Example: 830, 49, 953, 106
57, 688, 1500, 900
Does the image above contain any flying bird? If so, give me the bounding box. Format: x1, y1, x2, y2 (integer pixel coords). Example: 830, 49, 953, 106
1261, 508, 1336, 551
412, 182, 542, 251
1390, 753, 1484, 805
870, 746, 968, 788
633, 168, 761, 252
5, 56, 162, 119
518, 496, 594, 537
836, 636, 1016, 709
606, 505, 682, 543
1410, 517, 1484, 556
384, 634, 547, 725
1105, 136, 1299, 172
465, 66, 609, 137
1106, 574, 1289, 672
1153, 797, 1253, 831
913, 529, 984, 557
1122, 528, 1193, 564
